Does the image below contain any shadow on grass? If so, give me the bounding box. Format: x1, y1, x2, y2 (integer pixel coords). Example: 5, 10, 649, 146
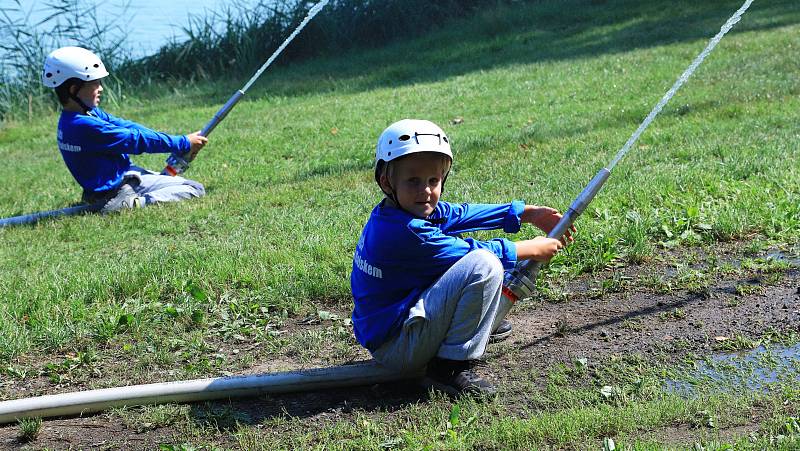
180, 0, 800, 104
517, 291, 703, 351
291, 96, 726, 183
293, 158, 375, 183
252, 0, 796, 183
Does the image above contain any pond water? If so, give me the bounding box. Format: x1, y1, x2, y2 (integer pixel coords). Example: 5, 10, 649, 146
8, 0, 264, 58
667, 342, 800, 396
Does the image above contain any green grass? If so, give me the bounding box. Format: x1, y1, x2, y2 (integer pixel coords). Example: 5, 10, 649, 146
17, 417, 42, 443
0, 0, 798, 447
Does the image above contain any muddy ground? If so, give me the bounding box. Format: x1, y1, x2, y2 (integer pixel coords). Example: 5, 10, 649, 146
1, 245, 799, 449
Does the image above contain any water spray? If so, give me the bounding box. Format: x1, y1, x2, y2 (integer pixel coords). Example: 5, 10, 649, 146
492, 0, 755, 331
163, 0, 330, 176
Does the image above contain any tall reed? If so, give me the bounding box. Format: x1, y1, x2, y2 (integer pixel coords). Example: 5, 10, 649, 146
0, 0, 130, 122
123, 0, 501, 83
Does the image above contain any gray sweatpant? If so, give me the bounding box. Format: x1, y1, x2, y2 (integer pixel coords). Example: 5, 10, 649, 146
83, 166, 205, 208
125, 166, 205, 204
371, 249, 505, 372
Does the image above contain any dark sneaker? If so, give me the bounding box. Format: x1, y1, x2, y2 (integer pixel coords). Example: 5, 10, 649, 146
489, 319, 513, 343
101, 184, 146, 213
423, 358, 497, 397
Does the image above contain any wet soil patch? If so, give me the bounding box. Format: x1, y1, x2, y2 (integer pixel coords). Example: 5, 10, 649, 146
499, 269, 800, 373
1, 246, 798, 449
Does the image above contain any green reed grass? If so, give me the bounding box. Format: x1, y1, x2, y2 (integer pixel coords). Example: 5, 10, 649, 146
0, 0, 133, 121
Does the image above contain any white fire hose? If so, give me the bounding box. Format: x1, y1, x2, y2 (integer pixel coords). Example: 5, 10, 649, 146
0, 361, 421, 424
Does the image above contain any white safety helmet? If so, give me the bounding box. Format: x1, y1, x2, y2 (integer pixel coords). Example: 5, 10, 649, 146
374, 119, 453, 185
42, 46, 109, 88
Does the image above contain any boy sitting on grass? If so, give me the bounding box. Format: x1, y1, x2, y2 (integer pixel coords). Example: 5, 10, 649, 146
351, 119, 572, 396
42, 46, 207, 212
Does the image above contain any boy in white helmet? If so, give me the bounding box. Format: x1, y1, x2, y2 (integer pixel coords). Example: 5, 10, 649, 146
351, 119, 573, 396
42, 46, 207, 212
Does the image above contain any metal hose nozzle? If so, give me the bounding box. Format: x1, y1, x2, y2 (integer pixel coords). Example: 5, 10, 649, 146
491, 168, 611, 331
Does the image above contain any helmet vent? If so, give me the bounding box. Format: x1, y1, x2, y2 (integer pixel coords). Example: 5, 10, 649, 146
399, 134, 410, 141
388, 152, 392, 156
443, 136, 449, 143
93, 64, 99, 68
46, 73, 52, 78
388, 140, 392, 144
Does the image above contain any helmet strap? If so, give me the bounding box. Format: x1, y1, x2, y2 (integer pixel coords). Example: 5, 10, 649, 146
68, 81, 92, 114
380, 176, 401, 210
378, 164, 413, 216
71, 93, 92, 114
379, 164, 451, 220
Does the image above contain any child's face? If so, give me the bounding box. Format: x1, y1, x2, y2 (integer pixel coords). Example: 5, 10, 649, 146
382, 152, 449, 218
73, 80, 103, 108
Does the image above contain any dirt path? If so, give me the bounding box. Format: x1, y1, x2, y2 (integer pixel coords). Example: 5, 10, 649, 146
497, 263, 800, 373
2, 247, 798, 449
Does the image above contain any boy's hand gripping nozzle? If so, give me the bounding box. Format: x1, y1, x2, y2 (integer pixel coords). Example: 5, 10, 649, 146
491, 168, 611, 332
163, 90, 244, 176
161, 0, 330, 176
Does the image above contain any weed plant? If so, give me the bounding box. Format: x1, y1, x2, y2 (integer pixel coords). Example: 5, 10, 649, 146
17, 417, 42, 442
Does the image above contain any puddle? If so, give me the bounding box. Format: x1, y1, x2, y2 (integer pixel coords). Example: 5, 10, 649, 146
661, 249, 799, 279
667, 343, 800, 396
765, 251, 800, 267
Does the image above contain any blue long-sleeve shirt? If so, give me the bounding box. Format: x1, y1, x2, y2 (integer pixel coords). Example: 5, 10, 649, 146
57, 107, 190, 193
351, 199, 525, 351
